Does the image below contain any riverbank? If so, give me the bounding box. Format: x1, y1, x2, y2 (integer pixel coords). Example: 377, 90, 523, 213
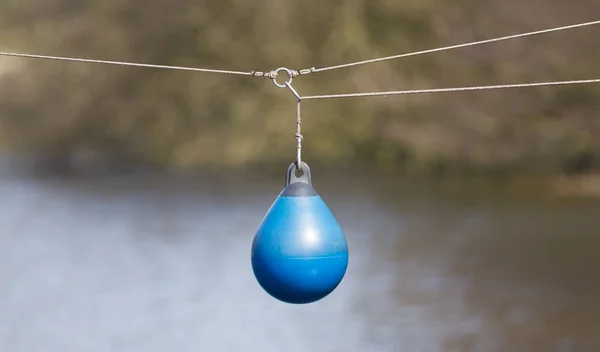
1, 1, 599, 180
2, 155, 600, 200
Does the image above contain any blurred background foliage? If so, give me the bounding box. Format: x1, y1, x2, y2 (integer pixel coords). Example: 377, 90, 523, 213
0, 0, 599, 175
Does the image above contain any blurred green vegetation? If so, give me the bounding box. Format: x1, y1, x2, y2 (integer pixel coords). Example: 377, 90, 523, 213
0, 0, 599, 174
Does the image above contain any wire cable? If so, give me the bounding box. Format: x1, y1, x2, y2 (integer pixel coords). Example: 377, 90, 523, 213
305, 19, 600, 74
1, 20, 599, 100
0, 51, 256, 76
301, 78, 600, 100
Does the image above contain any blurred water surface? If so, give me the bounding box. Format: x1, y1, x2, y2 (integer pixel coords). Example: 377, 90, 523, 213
0, 162, 599, 352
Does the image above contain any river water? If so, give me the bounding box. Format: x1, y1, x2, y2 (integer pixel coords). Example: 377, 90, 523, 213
0, 163, 599, 352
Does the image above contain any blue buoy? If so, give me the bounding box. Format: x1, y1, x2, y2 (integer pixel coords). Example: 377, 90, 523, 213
251, 162, 349, 304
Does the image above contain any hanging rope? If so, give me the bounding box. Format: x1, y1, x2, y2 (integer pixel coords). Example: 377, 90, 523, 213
295, 101, 303, 169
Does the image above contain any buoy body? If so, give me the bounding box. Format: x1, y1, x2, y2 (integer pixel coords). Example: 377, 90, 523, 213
251, 162, 349, 304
